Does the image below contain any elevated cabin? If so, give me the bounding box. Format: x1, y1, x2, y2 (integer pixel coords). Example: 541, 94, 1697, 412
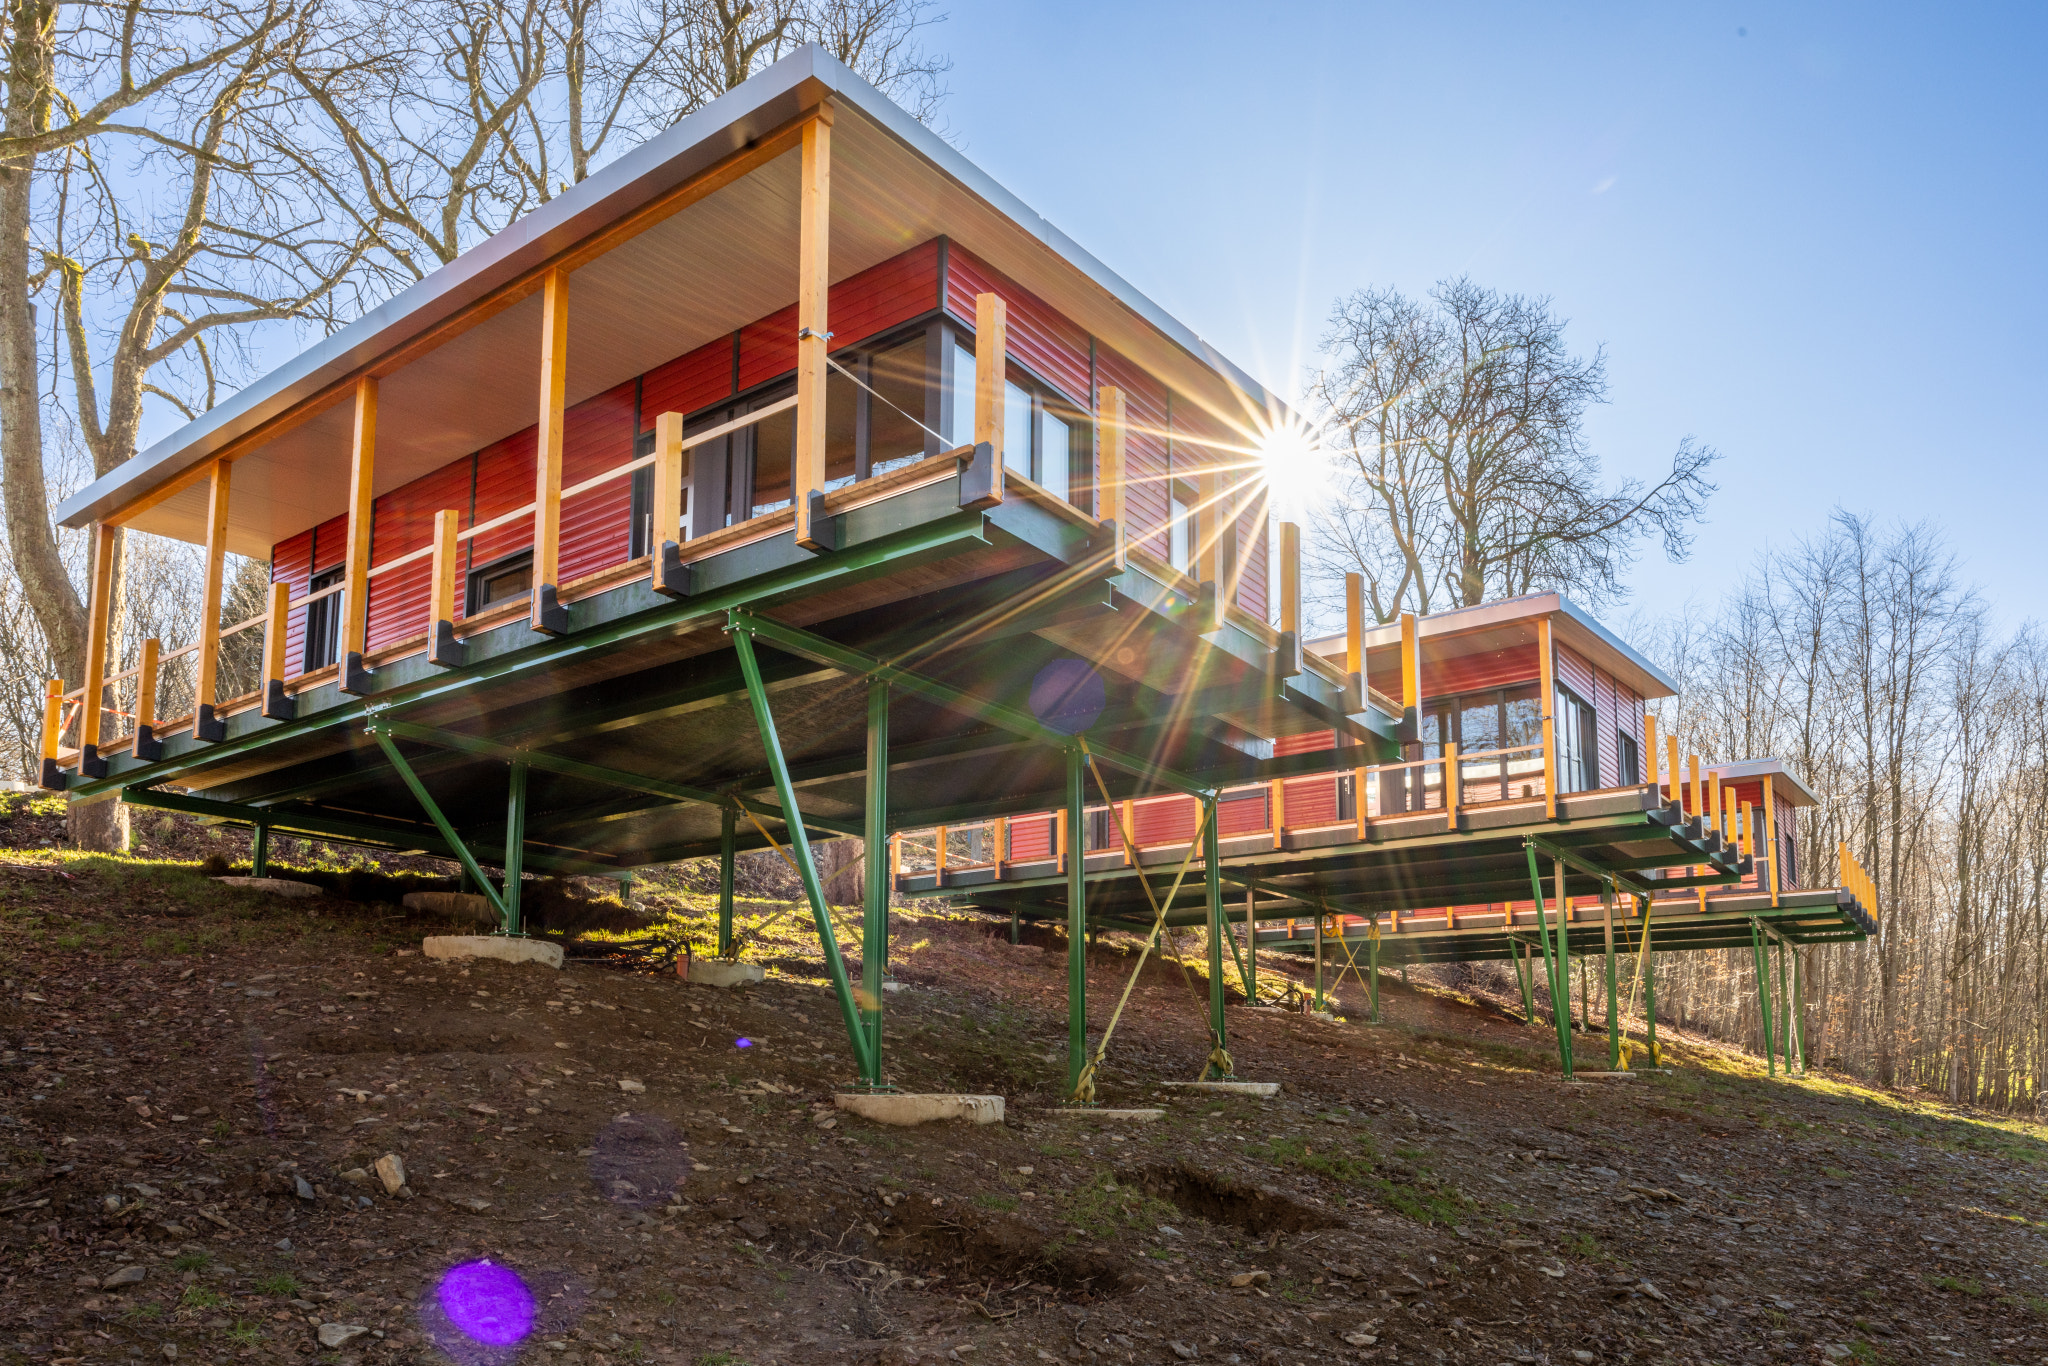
40, 48, 1859, 1087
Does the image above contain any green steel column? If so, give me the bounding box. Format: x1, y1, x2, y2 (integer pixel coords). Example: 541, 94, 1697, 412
1639, 895, 1660, 1064
717, 807, 736, 957
1553, 859, 1574, 1075
733, 629, 875, 1081
1515, 942, 1535, 1024
1313, 911, 1325, 1011
1368, 923, 1381, 1023
1777, 935, 1793, 1075
1009, 909, 1020, 944
1241, 889, 1258, 1001
1527, 845, 1573, 1077
370, 730, 507, 927
1750, 918, 1776, 1076
503, 760, 528, 936
1792, 947, 1808, 1075
1202, 794, 1227, 1075
251, 821, 270, 879
860, 679, 890, 1088
1065, 747, 1087, 1096
1603, 886, 1620, 1071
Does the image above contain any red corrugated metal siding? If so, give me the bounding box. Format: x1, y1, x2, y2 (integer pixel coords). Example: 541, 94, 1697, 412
1236, 496, 1268, 620
641, 336, 733, 428
271, 530, 314, 676
560, 381, 636, 583
1555, 640, 1596, 704
1369, 642, 1540, 701
1282, 775, 1340, 827
1592, 665, 1617, 788
1217, 792, 1268, 838
1132, 795, 1199, 847
469, 427, 537, 587
1171, 399, 1269, 616
1276, 731, 1336, 756
1007, 815, 1054, 862
365, 460, 473, 652
311, 515, 347, 573
943, 246, 1091, 406
1095, 347, 1170, 557
736, 244, 942, 395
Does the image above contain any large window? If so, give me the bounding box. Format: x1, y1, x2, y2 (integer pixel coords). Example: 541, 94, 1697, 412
302, 567, 344, 669
1554, 684, 1598, 792
1616, 728, 1641, 786
950, 341, 1080, 503
467, 550, 532, 614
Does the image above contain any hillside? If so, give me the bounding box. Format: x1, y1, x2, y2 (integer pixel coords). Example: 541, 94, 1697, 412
0, 838, 2042, 1366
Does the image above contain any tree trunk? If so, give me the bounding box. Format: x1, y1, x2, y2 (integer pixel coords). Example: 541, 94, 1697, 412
67, 792, 128, 852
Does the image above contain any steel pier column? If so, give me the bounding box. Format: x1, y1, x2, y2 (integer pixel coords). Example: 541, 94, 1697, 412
1639, 895, 1660, 1063
717, 807, 736, 957
1603, 886, 1620, 1070
733, 629, 875, 1081
1065, 747, 1087, 1096
1202, 794, 1227, 1075
251, 821, 270, 879
1313, 912, 1325, 1011
1777, 935, 1793, 1075
860, 679, 889, 1087
503, 760, 527, 936
1749, 918, 1776, 1076
1368, 922, 1381, 1023
1791, 947, 1807, 1075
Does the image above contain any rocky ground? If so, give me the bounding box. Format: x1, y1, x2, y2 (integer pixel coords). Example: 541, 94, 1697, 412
0, 841, 2043, 1366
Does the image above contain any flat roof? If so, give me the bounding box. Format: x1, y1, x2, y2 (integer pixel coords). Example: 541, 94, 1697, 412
57, 45, 1292, 553
1707, 758, 1822, 807
1303, 592, 1681, 700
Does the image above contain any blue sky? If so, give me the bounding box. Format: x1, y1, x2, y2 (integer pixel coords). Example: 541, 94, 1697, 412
932, 2, 2048, 627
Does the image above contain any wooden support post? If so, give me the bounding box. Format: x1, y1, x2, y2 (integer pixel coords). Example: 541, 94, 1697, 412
1096, 386, 1126, 566
194, 460, 232, 740
992, 814, 1007, 878
39, 679, 65, 788
1763, 776, 1780, 905
1120, 800, 1133, 864
1444, 740, 1460, 830
1667, 732, 1682, 809
794, 109, 836, 546
78, 522, 116, 776
1690, 754, 1704, 826
261, 580, 294, 720
339, 380, 380, 690
1710, 770, 1725, 838
650, 411, 689, 596
1343, 571, 1364, 701
427, 509, 463, 667
1537, 614, 1557, 818
961, 289, 1009, 510
937, 823, 950, 883
1278, 521, 1300, 644
133, 638, 161, 761
1643, 712, 1659, 798
531, 270, 571, 631
1269, 777, 1285, 850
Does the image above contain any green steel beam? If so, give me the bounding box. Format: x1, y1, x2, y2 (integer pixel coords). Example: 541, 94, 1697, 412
732, 629, 876, 1082
369, 729, 509, 927
725, 608, 1211, 798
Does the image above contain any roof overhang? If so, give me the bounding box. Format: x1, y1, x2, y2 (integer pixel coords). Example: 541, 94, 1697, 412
1707, 758, 1821, 807
1304, 592, 1679, 700
57, 45, 1292, 556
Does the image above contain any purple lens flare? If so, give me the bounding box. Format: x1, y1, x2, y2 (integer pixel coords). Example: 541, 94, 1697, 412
1029, 659, 1105, 735
436, 1260, 534, 1347
735, 1037, 753, 1049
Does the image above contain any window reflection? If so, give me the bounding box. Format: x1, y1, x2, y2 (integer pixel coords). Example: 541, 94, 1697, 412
1042, 412, 1070, 501
868, 335, 929, 475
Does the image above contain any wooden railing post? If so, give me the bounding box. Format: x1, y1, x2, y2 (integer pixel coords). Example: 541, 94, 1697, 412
960, 290, 1007, 510
1764, 775, 1780, 904
1096, 386, 1126, 567
1667, 732, 1682, 809
194, 460, 231, 740
1710, 770, 1725, 839
992, 815, 1008, 878
262, 579, 295, 720
1270, 778, 1285, 850
428, 509, 464, 667
338, 378, 381, 690
133, 639, 161, 761
1643, 712, 1659, 798
40, 678, 66, 788
78, 522, 117, 776
650, 411, 689, 596
793, 108, 836, 548
1690, 755, 1704, 829
1445, 740, 1460, 827
530, 271, 572, 631
1536, 614, 1556, 818
1279, 521, 1301, 643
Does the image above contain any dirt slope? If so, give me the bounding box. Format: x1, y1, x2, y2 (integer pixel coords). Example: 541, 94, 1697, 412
0, 856, 2043, 1366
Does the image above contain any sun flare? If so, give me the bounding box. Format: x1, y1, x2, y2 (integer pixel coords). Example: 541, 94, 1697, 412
1256, 416, 1329, 521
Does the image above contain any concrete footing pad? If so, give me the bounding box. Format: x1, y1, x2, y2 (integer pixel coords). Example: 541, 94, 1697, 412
1044, 1107, 1165, 1121
681, 959, 765, 988
214, 876, 323, 898
834, 1093, 1004, 1126
1160, 1080, 1281, 1097
422, 935, 563, 969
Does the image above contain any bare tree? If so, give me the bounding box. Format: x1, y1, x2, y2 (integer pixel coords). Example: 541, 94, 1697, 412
1308, 278, 1717, 621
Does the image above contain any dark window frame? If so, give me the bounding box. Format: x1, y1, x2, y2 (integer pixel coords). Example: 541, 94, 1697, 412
466, 547, 534, 616
302, 566, 345, 671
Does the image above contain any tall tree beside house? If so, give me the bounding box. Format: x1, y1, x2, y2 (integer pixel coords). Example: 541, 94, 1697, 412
1307, 277, 1718, 622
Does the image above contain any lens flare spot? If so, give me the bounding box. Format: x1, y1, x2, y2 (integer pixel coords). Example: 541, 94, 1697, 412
735, 1037, 753, 1049
436, 1261, 534, 1347
1029, 659, 1105, 735
852, 986, 879, 1012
